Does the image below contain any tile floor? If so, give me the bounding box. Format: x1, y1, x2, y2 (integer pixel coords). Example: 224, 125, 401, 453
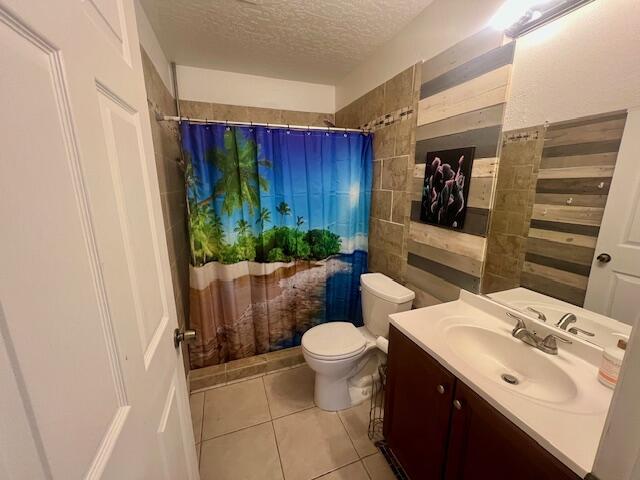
190, 364, 396, 480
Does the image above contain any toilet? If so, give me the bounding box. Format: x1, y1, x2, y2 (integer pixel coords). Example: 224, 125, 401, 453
302, 273, 415, 411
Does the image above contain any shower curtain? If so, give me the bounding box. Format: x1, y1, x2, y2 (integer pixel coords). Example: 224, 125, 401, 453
181, 123, 373, 368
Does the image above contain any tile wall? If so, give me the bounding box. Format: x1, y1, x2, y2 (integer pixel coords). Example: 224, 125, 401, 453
335, 66, 420, 284
178, 100, 334, 128
481, 126, 545, 293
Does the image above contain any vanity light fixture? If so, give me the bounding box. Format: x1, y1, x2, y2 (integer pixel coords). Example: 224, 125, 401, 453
490, 0, 594, 37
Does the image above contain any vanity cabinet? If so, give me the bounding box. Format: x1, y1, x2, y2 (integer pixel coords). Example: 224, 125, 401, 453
384, 325, 581, 480
384, 325, 456, 479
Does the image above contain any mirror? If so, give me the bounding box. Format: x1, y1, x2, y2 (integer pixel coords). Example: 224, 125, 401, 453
480, 109, 639, 348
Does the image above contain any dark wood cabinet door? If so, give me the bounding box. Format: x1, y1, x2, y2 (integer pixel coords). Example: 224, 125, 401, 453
384, 326, 456, 480
445, 381, 581, 480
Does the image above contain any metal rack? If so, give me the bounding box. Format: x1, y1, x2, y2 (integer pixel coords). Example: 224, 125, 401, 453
368, 363, 387, 443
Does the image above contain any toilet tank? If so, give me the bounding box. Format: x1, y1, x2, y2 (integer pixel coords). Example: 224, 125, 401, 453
360, 273, 415, 338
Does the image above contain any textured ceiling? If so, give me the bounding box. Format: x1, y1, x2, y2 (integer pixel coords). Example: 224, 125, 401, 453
139, 0, 433, 84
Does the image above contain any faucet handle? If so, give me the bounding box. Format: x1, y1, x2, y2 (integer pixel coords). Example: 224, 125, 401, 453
542, 334, 572, 349
506, 311, 527, 330
527, 307, 547, 322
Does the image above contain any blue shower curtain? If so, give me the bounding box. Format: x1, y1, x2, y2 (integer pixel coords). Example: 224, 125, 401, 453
181, 123, 372, 368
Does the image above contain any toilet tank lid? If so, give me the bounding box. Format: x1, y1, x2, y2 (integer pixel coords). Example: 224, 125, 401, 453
361, 273, 415, 303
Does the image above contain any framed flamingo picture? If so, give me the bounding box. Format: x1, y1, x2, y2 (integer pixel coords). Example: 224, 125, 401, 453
420, 146, 476, 230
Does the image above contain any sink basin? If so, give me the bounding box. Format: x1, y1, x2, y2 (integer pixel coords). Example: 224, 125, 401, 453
445, 324, 578, 405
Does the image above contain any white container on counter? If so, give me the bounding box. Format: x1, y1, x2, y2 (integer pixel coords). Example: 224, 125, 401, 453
598, 339, 627, 389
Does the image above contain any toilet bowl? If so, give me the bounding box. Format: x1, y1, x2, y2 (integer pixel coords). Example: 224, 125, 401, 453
302, 273, 415, 411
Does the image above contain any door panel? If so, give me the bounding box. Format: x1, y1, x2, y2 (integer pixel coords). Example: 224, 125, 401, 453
0, 0, 197, 478
585, 109, 640, 326
445, 381, 579, 480
97, 86, 169, 356
385, 326, 455, 480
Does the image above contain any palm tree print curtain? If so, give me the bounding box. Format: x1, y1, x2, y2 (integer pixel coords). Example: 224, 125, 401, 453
182, 123, 373, 368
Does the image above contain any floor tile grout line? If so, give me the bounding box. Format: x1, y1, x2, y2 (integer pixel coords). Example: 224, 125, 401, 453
336, 409, 363, 460
198, 369, 316, 444
262, 376, 286, 480
199, 391, 205, 445
309, 459, 371, 480
268, 420, 286, 480
200, 418, 273, 444
271, 404, 317, 421
261, 376, 275, 421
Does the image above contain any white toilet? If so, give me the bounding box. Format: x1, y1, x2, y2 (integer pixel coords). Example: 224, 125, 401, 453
302, 273, 415, 411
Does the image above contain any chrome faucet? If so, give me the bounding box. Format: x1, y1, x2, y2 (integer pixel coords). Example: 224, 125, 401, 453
556, 313, 577, 330
508, 312, 571, 355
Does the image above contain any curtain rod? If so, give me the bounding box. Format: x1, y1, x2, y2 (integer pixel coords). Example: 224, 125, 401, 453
156, 113, 368, 133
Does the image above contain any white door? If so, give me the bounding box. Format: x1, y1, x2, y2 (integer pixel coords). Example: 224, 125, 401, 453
585, 108, 640, 327
0, 1, 198, 479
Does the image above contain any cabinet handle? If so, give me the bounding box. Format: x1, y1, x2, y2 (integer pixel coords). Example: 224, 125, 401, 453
436, 384, 445, 394
453, 399, 463, 410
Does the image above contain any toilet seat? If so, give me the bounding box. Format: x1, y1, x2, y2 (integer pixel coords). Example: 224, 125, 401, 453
302, 322, 366, 361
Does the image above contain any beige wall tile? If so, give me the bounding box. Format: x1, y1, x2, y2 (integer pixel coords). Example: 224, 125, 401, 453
384, 66, 414, 113
281, 110, 334, 127
391, 191, 409, 224
373, 124, 396, 160
265, 346, 304, 372
246, 106, 283, 124
335, 98, 363, 129
371, 190, 392, 221
226, 355, 267, 381
372, 160, 382, 190
362, 84, 385, 124
395, 118, 415, 157
179, 99, 213, 119
209, 103, 249, 122
381, 156, 408, 190
190, 363, 226, 391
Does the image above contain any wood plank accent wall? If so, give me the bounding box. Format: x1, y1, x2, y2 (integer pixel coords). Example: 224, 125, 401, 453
520, 111, 627, 306
407, 28, 514, 307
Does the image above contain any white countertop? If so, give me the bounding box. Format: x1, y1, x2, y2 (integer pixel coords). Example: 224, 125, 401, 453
389, 291, 613, 478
